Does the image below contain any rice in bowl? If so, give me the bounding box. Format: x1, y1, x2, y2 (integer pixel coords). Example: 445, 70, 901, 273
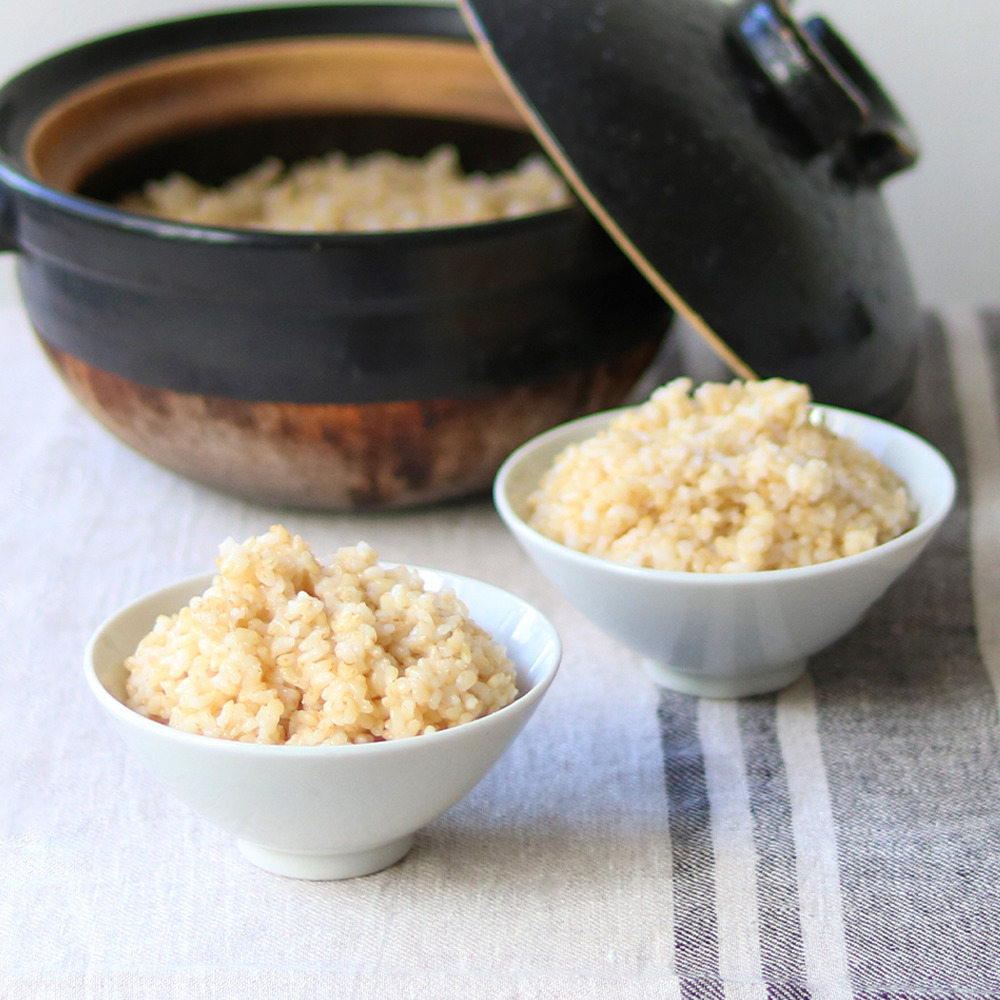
125, 526, 519, 744
120, 144, 573, 231
527, 378, 916, 573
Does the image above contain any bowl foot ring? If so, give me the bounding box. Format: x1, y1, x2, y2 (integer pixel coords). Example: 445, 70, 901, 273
236, 833, 415, 879
641, 657, 807, 699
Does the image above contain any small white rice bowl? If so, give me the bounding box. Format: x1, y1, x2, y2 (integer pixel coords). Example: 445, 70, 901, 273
85, 541, 561, 878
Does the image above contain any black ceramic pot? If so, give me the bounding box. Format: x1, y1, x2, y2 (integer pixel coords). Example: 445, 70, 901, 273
0, 3, 671, 509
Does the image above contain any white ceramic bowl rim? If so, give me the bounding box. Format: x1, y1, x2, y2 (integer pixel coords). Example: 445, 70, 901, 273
84, 567, 562, 758
494, 402, 958, 586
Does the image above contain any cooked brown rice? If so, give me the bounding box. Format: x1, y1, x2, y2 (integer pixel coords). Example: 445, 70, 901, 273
527, 378, 916, 573
124, 526, 518, 744
119, 144, 572, 231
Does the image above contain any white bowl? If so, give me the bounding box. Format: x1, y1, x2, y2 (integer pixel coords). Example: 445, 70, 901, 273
84, 568, 561, 879
494, 405, 955, 699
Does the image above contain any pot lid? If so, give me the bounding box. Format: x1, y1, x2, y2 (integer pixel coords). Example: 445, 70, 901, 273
457, 0, 922, 415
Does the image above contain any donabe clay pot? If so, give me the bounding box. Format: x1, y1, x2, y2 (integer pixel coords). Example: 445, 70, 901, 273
0, 4, 671, 509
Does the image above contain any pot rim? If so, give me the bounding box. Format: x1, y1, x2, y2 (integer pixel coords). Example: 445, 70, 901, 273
0, 155, 582, 249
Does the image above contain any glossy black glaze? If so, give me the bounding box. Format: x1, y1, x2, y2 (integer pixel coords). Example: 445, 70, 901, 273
459, 0, 922, 416
0, 4, 670, 404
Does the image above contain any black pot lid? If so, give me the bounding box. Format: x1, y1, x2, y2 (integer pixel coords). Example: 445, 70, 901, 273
457, 0, 922, 415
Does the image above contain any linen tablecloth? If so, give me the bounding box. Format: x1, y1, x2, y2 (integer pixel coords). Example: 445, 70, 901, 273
2, 302, 998, 998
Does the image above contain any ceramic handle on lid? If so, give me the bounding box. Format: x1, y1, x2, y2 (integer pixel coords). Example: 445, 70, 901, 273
728, 0, 919, 185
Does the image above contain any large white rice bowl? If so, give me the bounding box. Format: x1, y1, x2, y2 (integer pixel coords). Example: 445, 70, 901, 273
85, 563, 561, 879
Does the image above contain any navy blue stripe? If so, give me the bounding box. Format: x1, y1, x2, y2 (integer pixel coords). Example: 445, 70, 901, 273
679, 978, 726, 1000
766, 982, 813, 1000
658, 692, 722, 986
739, 696, 809, 989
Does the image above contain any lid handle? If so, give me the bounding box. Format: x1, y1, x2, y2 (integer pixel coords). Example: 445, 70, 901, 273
728, 0, 919, 184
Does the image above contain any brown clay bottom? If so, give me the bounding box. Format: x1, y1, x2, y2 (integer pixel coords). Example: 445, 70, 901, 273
43, 340, 658, 510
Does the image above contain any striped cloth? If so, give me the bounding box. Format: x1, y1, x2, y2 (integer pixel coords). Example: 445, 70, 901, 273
1, 306, 999, 999
659, 310, 1000, 998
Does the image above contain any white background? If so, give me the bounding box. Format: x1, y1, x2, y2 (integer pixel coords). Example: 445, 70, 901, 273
0, 0, 995, 308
